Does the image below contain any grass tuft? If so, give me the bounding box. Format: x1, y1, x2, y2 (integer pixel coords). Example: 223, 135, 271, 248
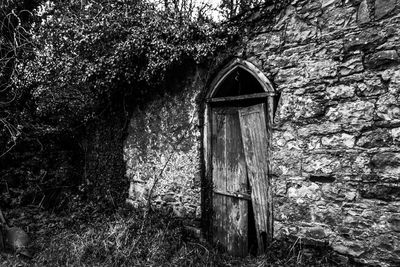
0, 206, 345, 266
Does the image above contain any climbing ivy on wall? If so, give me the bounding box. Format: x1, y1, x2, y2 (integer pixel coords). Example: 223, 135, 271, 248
16, 0, 239, 130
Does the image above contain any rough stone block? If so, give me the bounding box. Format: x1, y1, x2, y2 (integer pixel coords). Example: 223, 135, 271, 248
388, 215, 400, 232
375, 0, 397, 19
326, 100, 375, 124
247, 33, 282, 53
297, 123, 342, 137
278, 93, 326, 120
301, 226, 328, 239
284, 15, 318, 43
302, 155, 341, 174
391, 127, 400, 141
275, 67, 309, 88
320, 183, 341, 198
306, 136, 322, 150
371, 152, 400, 169
321, 0, 341, 8
344, 29, 387, 53
376, 94, 400, 121
270, 155, 302, 176
327, 84, 355, 99
308, 60, 339, 80
340, 55, 364, 76
356, 128, 392, 148
319, 4, 358, 31
388, 69, 400, 94
321, 133, 356, 148
298, 0, 322, 16
274, 180, 288, 196
365, 50, 400, 69
332, 241, 366, 257
360, 183, 400, 201
358, 72, 387, 96
287, 183, 321, 200
357, 0, 370, 24
281, 201, 313, 222
315, 210, 339, 225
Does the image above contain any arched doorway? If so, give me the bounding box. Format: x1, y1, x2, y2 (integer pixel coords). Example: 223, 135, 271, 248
203, 58, 276, 256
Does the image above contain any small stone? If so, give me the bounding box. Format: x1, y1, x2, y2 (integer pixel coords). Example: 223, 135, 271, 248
303, 226, 327, 239
365, 50, 400, 69
361, 184, 400, 201
327, 85, 355, 99
332, 242, 365, 257
391, 127, 400, 141
344, 191, 357, 201
376, 94, 400, 120
340, 55, 364, 76
303, 156, 341, 174
388, 216, 400, 232
380, 69, 392, 82
388, 70, 400, 94
326, 100, 375, 124
287, 183, 321, 200
357, 0, 370, 24
371, 152, 400, 169
321, 0, 339, 9
321, 133, 355, 148
344, 29, 386, 53
356, 129, 392, 148
375, 0, 396, 19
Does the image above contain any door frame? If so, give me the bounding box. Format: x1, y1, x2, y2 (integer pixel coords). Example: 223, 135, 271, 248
202, 58, 276, 254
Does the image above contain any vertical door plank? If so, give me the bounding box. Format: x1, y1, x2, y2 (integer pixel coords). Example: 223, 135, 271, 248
212, 110, 227, 247
239, 103, 272, 254
225, 110, 248, 256
212, 107, 249, 256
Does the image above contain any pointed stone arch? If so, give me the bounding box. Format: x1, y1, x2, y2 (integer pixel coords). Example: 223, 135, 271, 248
206, 58, 275, 99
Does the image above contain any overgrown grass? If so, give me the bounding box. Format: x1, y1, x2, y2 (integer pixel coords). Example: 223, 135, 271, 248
0, 206, 345, 266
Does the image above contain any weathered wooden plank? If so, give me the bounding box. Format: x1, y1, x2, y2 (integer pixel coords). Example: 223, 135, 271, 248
239, 103, 272, 254
225, 111, 248, 256
211, 107, 249, 256
212, 110, 227, 247
207, 92, 272, 103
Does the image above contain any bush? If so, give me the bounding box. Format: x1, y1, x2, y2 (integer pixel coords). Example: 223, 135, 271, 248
16, 0, 237, 131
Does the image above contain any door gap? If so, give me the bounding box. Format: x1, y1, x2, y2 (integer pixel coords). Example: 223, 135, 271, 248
248, 200, 258, 255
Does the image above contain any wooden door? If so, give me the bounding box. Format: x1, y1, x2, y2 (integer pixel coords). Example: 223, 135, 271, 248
239, 103, 272, 254
212, 107, 249, 256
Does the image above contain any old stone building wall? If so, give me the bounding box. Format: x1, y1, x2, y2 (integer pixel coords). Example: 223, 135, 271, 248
124, 69, 206, 219
124, 0, 400, 266
251, 0, 400, 266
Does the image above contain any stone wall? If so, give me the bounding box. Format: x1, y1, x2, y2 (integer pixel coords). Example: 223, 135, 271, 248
246, 0, 400, 266
124, 69, 205, 219
124, 0, 400, 265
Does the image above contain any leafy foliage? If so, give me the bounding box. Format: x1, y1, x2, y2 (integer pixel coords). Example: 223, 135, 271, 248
0, 0, 39, 158
16, 0, 238, 129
